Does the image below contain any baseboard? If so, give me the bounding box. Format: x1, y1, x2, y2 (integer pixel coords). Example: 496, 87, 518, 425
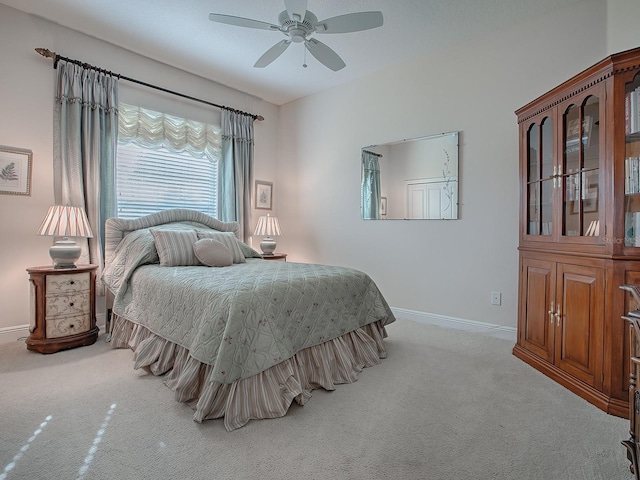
390, 307, 517, 342
0, 313, 107, 346
0, 324, 30, 345
2, 310, 512, 345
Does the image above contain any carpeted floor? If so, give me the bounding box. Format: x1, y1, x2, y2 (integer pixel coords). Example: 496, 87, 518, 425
0, 320, 631, 480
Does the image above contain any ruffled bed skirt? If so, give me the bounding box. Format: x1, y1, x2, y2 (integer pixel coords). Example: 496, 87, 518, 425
109, 314, 389, 431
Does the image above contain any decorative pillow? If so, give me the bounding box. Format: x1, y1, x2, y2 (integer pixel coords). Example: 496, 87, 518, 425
196, 231, 246, 263
150, 229, 200, 266
237, 241, 263, 258
193, 239, 233, 267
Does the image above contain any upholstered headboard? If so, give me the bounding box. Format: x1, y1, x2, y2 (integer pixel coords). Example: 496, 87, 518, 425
104, 209, 240, 268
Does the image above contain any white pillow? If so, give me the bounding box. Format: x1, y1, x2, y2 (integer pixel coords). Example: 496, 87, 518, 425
150, 229, 200, 266
196, 231, 246, 263
193, 239, 233, 267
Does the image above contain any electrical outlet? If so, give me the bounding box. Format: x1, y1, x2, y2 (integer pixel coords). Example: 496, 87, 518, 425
491, 291, 502, 306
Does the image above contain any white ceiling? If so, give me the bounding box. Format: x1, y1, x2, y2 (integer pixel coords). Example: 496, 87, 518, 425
2, 0, 583, 105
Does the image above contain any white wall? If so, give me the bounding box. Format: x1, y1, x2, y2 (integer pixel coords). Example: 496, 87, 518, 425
607, 0, 640, 54
277, 1, 609, 328
0, 4, 279, 341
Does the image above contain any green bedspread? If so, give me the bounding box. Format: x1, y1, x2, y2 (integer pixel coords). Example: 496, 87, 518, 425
102, 228, 395, 384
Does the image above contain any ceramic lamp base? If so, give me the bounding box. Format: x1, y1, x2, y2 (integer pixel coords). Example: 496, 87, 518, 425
260, 237, 277, 255
49, 238, 81, 269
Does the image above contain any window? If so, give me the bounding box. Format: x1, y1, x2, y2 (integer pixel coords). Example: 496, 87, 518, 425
116, 144, 218, 219
115, 103, 221, 219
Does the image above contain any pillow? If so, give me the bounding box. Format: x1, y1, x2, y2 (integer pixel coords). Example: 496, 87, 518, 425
237, 241, 263, 259
150, 229, 200, 266
196, 231, 246, 263
193, 239, 233, 267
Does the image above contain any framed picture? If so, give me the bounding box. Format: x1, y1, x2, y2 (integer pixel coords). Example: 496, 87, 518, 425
565, 115, 593, 152
0, 146, 32, 196
571, 172, 599, 214
255, 180, 273, 210
380, 196, 387, 216
583, 186, 599, 212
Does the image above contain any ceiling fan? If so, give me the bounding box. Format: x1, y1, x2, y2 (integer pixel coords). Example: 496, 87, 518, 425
209, 0, 383, 71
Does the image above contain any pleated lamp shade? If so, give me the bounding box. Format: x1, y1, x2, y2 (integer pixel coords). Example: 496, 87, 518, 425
38, 205, 93, 269
253, 215, 282, 256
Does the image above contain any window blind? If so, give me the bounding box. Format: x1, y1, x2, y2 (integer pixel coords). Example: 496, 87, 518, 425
116, 143, 218, 219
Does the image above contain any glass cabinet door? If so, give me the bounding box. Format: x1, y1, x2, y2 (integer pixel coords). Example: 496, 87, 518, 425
625, 72, 640, 246
561, 95, 600, 238
526, 117, 554, 236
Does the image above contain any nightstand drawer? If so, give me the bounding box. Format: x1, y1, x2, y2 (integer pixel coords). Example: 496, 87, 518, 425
46, 272, 91, 294
45, 293, 90, 317
46, 314, 91, 338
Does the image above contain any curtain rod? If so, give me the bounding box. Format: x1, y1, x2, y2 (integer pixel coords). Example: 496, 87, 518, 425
35, 48, 264, 121
363, 150, 383, 157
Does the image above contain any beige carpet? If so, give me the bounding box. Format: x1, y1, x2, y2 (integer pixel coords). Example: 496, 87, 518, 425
0, 320, 631, 480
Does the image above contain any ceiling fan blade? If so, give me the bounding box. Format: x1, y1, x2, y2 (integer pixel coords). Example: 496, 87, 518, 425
316, 12, 383, 34
305, 38, 346, 71
209, 13, 278, 31
254, 40, 291, 68
284, 0, 307, 22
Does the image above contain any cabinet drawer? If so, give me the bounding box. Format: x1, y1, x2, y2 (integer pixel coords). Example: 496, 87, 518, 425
45, 293, 90, 317
46, 314, 90, 338
46, 272, 90, 294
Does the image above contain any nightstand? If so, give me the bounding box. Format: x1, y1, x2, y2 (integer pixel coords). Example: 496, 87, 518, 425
26, 264, 99, 354
261, 253, 287, 261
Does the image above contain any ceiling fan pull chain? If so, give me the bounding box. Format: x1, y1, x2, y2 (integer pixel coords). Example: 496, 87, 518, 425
303, 46, 307, 68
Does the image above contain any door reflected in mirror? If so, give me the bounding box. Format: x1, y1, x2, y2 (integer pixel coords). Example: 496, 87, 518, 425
361, 131, 459, 220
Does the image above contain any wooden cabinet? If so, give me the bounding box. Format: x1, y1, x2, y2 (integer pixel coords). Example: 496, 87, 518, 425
514, 47, 640, 419
26, 265, 99, 354
518, 254, 604, 388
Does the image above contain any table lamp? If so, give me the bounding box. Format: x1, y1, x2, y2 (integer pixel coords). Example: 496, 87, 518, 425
253, 214, 282, 255
37, 205, 94, 269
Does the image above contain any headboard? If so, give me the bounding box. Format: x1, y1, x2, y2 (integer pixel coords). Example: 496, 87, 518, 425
104, 209, 240, 268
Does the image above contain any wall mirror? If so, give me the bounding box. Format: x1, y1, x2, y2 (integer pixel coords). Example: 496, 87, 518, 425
361, 131, 459, 220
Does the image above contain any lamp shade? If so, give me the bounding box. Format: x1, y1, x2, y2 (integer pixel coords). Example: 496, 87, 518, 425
253, 215, 282, 237
38, 205, 93, 269
37, 205, 93, 238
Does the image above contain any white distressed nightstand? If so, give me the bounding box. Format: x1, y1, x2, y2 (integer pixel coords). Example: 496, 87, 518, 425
26, 264, 99, 354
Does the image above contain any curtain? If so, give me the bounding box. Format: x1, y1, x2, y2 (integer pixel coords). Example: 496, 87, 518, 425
118, 103, 221, 158
219, 109, 254, 241
361, 150, 381, 219
53, 61, 118, 294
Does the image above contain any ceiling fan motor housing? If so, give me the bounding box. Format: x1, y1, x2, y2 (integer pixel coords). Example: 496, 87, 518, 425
278, 10, 317, 41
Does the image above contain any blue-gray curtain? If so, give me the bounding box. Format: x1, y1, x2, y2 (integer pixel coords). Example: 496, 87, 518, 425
361, 150, 381, 219
53, 60, 118, 293
219, 109, 254, 241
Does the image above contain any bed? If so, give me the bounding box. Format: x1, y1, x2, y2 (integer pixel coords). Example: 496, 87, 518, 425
102, 209, 395, 431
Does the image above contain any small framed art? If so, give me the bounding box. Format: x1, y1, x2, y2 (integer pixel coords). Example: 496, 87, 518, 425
380, 196, 387, 216
0, 146, 32, 196
255, 180, 273, 210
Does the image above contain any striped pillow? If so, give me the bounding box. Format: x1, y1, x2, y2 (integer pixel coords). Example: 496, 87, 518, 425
196, 231, 246, 263
150, 229, 200, 266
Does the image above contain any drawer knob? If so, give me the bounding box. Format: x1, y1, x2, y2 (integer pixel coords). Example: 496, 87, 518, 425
69, 302, 74, 307
70, 281, 75, 285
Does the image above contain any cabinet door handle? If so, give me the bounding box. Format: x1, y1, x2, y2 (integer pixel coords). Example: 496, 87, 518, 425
555, 308, 562, 327
548, 301, 555, 324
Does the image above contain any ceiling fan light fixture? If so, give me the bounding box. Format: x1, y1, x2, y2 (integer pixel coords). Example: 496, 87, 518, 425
290, 29, 306, 43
